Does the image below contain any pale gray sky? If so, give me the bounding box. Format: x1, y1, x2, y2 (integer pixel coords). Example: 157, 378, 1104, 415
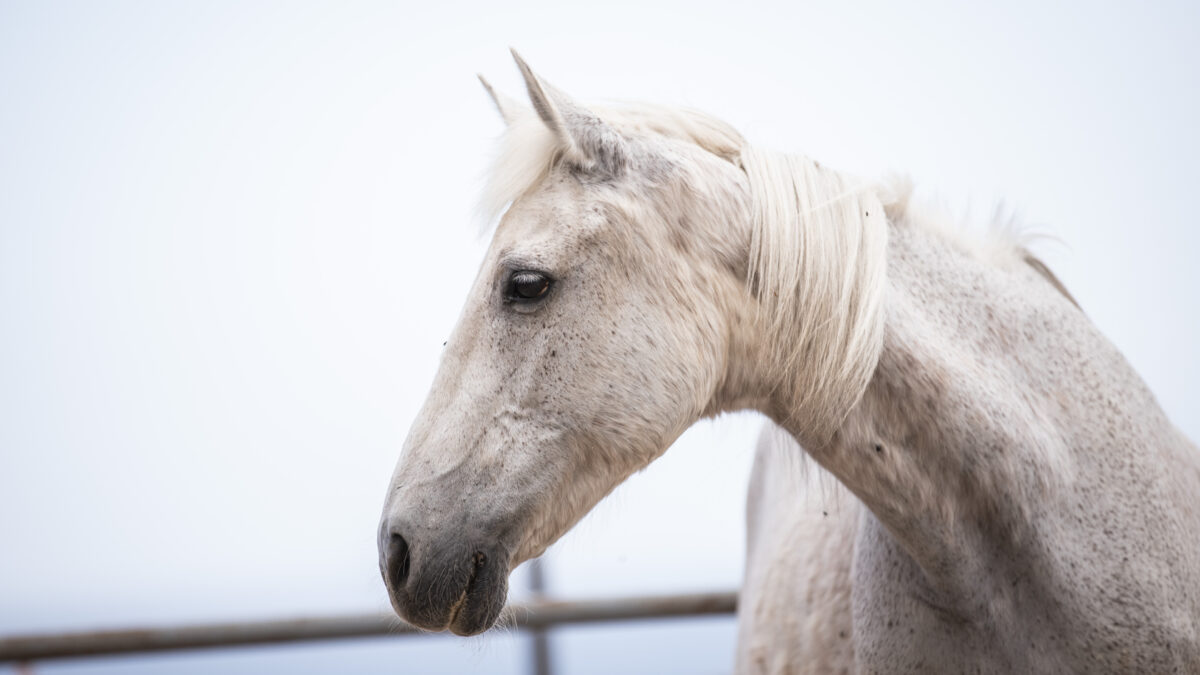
1, 1, 1197, 673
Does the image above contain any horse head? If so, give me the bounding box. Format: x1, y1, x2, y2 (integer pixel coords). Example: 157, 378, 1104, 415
377, 52, 765, 635
377, 51, 885, 635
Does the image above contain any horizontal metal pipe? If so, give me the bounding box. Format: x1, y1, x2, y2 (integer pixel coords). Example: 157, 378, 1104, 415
0, 590, 737, 663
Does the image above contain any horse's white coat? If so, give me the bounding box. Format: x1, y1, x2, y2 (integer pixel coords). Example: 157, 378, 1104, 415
380, 53, 1200, 670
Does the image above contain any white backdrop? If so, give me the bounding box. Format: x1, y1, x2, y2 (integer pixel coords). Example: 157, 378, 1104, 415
1, 1, 1197, 673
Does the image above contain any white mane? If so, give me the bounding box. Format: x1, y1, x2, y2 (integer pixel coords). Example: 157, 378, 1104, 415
737, 147, 887, 442
479, 101, 1043, 442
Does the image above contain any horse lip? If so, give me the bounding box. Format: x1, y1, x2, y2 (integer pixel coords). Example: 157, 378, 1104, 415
446, 551, 492, 636
444, 580, 473, 630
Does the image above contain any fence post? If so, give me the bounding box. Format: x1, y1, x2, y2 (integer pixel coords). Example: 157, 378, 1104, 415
528, 557, 552, 675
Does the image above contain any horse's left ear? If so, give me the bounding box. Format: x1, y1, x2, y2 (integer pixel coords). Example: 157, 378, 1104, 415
478, 74, 524, 126
510, 49, 628, 177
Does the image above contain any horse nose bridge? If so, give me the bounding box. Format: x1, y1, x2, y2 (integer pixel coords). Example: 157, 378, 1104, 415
391, 413, 517, 502
381, 457, 525, 550
395, 400, 496, 476
387, 450, 490, 514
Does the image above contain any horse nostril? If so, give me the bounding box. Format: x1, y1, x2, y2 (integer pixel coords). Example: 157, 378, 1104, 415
387, 532, 411, 589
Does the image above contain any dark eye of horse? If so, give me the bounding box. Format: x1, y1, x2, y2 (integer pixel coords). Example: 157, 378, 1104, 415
507, 271, 552, 303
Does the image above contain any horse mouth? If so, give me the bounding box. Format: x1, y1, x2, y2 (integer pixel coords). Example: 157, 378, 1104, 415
445, 552, 495, 636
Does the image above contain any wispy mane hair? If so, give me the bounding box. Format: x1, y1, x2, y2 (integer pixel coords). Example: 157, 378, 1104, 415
481, 103, 889, 443
738, 148, 888, 443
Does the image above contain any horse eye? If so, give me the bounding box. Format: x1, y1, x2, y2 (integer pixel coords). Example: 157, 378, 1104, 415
507, 271, 552, 303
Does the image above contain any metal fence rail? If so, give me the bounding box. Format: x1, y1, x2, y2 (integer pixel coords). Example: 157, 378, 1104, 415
0, 590, 737, 663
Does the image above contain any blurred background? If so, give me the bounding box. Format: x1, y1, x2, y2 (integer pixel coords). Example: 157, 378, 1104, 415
1, 1, 1197, 672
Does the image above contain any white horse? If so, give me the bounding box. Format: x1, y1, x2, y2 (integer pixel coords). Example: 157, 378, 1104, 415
379, 52, 1200, 673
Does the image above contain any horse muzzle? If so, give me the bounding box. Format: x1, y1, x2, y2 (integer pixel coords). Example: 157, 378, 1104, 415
378, 517, 510, 636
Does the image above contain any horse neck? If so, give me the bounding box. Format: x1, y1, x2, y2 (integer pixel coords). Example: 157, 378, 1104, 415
776, 221, 1091, 586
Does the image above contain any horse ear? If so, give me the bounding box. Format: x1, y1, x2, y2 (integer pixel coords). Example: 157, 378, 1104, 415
510, 49, 628, 176
477, 74, 524, 126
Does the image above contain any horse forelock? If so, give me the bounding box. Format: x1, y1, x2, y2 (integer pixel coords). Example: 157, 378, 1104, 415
477, 102, 745, 229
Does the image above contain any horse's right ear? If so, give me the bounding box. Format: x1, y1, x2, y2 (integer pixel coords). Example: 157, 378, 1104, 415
478, 74, 523, 126
509, 49, 628, 177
